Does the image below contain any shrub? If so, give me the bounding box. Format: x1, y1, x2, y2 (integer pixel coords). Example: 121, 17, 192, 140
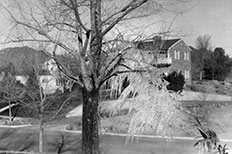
163, 71, 185, 93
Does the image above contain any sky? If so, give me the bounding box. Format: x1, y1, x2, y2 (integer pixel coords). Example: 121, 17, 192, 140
0, 0, 232, 56
173, 0, 232, 56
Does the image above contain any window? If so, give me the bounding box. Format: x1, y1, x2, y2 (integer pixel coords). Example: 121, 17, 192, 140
184, 70, 190, 79
174, 50, 180, 59
184, 52, 190, 61
187, 52, 190, 61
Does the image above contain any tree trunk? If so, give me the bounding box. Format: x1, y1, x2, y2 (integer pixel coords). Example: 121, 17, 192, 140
39, 114, 44, 153
212, 68, 215, 80
82, 88, 100, 154
200, 71, 203, 80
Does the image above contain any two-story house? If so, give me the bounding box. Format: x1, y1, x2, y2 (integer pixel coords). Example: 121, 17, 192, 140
12, 58, 75, 94
43, 58, 75, 93
136, 36, 192, 84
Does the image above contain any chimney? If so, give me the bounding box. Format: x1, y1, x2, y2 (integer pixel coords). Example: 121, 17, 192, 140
153, 36, 162, 50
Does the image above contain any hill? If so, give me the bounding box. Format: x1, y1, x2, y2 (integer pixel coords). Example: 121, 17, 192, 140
186, 80, 232, 96
0, 46, 50, 73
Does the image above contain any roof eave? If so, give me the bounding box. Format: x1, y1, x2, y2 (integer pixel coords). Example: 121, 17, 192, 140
166, 39, 182, 50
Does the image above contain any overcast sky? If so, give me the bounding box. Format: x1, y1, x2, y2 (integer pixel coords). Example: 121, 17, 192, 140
173, 0, 232, 56
0, 0, 232, 56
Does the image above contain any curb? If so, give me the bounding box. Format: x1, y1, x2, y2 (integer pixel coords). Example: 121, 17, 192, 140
0, 124, 32, 128
64, 129, 232, 143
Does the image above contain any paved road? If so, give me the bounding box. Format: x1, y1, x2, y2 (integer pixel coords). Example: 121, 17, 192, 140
101, 135, 197, 154
0, 127, 231, 154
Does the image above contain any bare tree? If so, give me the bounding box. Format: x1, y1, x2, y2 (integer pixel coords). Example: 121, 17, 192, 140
196, 35, 212, 50
1, 0, 188, 153
195, 35, 212, 80
0, 69, 25, 125
20, 65, 49, 153
21, 64, 70, 153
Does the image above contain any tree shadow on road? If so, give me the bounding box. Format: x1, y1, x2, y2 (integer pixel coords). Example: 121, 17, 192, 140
0, 128, 36, 152
48, 132, 82, 154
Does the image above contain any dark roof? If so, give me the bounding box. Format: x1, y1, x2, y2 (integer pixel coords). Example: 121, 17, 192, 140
188, 46, 196, 51
161, 39, 181, 50
53, 55, 80, 76
136, 38, 181, 51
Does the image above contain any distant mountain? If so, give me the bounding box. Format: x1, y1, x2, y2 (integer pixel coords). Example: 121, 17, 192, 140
0, 46, 51, 74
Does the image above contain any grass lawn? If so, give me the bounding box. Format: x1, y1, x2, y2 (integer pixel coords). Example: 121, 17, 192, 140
67, 100, 232, 140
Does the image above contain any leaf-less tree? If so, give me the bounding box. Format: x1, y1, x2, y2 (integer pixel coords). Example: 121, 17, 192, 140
22, 66, 50, 153
0, 64, 25, 125
1, 1, 188, 153
194, 35, 212, 80
21, 64, 73, 153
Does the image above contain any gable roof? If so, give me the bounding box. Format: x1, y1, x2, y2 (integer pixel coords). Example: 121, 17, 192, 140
161, 39, 181, 50
136, 38, 181, 51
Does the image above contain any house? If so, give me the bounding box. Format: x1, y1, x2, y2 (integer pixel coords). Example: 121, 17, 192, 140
42, 58, 76, 93
15, 72, 74, 94
14, 70, 65, 94
0, 46, 78, 95
0, 64, 73, 95
135, 36, 192, 84
4, 57, 75, 94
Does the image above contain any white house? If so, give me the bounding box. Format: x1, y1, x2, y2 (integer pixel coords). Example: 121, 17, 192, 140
42, 58, 75, 93
0, 57, 75, 94
15, 74, 63, 94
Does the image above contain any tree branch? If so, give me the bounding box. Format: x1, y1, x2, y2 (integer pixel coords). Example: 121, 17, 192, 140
2, 39, 51, 44
52, 52, 84, 88
103, 46, 131, 74
102, 0, 136, 24
70, 0, 89, 32
49, 95, 73, 120
99, 69, 146, 87
1, 3, 76, 55
102, 0, 148, 36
